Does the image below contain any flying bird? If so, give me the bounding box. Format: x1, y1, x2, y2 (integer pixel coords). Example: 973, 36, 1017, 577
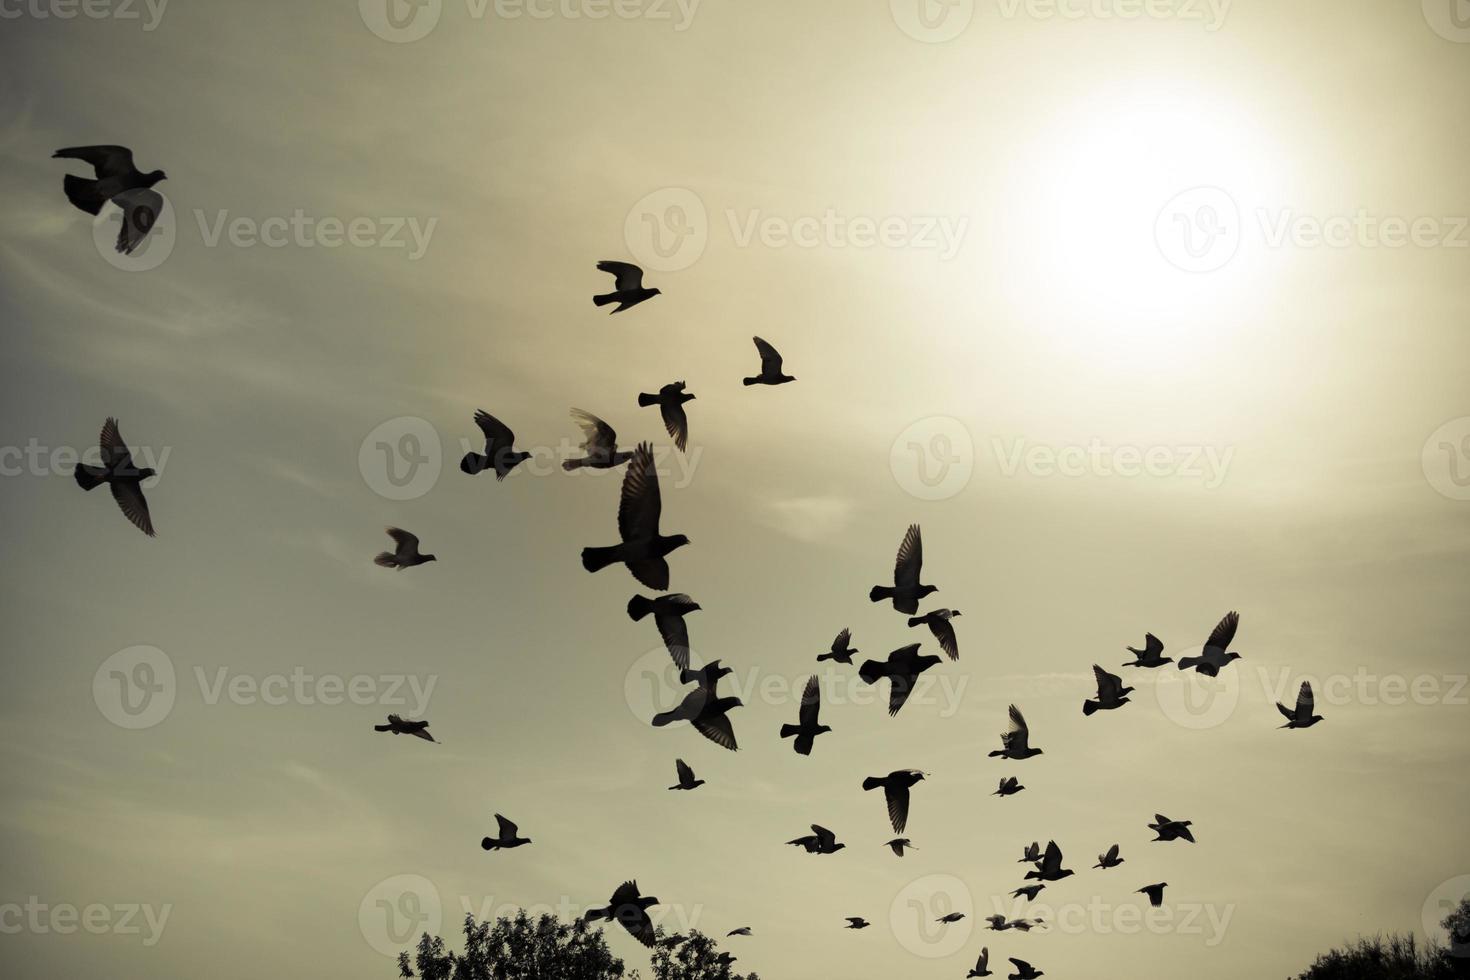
780, 675, 831, 756
727, 927, 752, 937
480, 814, 531, 851
1277, 681, 1324, 729
993, 776, 1024, 798
1083, 665, 1134, 716
593, 260, 661, 313
816, 628, 858, 664
582, 443, 690, 590
1018, 841, 1041, 864
1124, 632, 1171, 667
53, 145, 167, 254
1149, 814, 1195, 843
787, 824, 845, 855
659, 934, 687, 948
988, 704, 1043, 760
373, 714, 437, 743
858, 643, 942, 717
1008, 957, 1044, 980
460, 410, 531, 479
968, 947, 994, 977
73, 417, 157, 536
1178, 611, 1244, 676
885, 838, 916, 857
845, 917, 870, 930
668, 758, 704, 791
936, 913, 966, 924
374, 527, 437, 569
715, 953, 737, 968
680, 660, 733, 691
743, 336, 795, 386
869, 524, 938, 614
583, 881, 658, 947
651, 685, 742, 752
1137, 883, 1168, 907
563, 408, 633, 471
1010, 884, 1045, 901
637, 381, 695, 452
627, 593, 701, 671
907, 608, 961, 660
1024, 841, 1075, 882
862, 769, 927, 833
1094, 844, 1123, 869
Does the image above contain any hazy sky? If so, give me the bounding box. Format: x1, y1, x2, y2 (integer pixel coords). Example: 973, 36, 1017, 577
1, 2, 1468, 978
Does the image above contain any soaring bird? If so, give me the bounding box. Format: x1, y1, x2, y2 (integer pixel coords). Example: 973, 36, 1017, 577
680, 660, 733, 691
884, 838, 917, 857
73, 417, 157, 536
1094, 844, 1123, 869
582, 443, 690, 590
1178, 611, 1244, 676
628, 593, 701, 671
480, 814, 531, 851
994, 776, 1024, 798
1083, 665, 1134, 716
53, 145, 167, 254
374, 527, 437, 569
460, 410, 531, 479
373, 714, 437, 743
988, 704, 1043, 760
743, 336, 795, 386
1007, 957, 1044, 980
816, 628, 858, 664
845, 917, 871, 930
652, 685, 742, 751
968, 947, 994, 977
862, 769, 927, 833
583, 881, 658, 947
668, 758, 704, 791
907, 608, 961, 660
637, 381, 695, 452
936, 913, 966, 924
592, 260, 660, 314
563, 408, 634, 471
1137, 883, 1168, 907
787, 824, 845, 854
869, 524, 937, 614
985, 916, 1017, 932
858, 643, 942, 717
1149, 814, 1196, 843
1010, 884, 1045, 901
727, 927, 753, 937
1124, 632, 1171, 667
780, 675, 831, 756
1277, 681, 1323, 729
1024, 841, 1075, 882
1018, 841, 1041, 864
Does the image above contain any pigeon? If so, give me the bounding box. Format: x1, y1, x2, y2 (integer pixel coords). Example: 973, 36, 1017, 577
907, 608, 961, 660
582, 443, 690, 590
743, 336, 795, 386
1093, 844, 1123, 869
985, 915, 1012, 931
627, 593, 701, 670
373, 527, 437, 569
583, 881, 658, 947
651, 685, 742, 752
659, 933, 687, 948
1024, 841, 1074, 882
1018, 841, 1041, 864
480, 814, 531, 851
1149, 814, 1195, 843
817, 628, 857, 664
668, 758, 704, 791
727, 927, 752, 937
968, 947, 994, 977
780, 675, 831, 756
885, 838, 917, 857
460, 410, 531, 479
1009, 919, 1044, 933
1083, 665, 1134, 716
73, 417, 157, 536
1010, 884, 1045, 901
845, 917, 871, 930
1124, 633, 1171, 667
373, 714, 437, 743
1008, 957, 1044, 980
1137, 883, 1168, 908
1178, 611, 1244, 676
680, 660, 733, 691
53, 145, 167, 254
715, 953, 738, 968
993, 776, 1024, 798
869, 524, 938, 614
988, 704, 1044, 760
787, 824, 845, 855
637, 382, 695, 452
563, 408, 633, 471
862, 769, 927, 834
936, 913, 966, 924
593, 260, 660, 313
858, 643, 942, 717
1277, 681, 1323, 729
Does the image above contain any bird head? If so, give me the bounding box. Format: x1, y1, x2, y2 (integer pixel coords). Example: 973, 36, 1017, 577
480, 837, 493, 850
831, 843, 846, 852
137, 466, 158, 481
1224, 651, 1242, 663
146, 169, 167, 185
817, 725, 833, 735
681, 392, 696, 403
667, 533, 692, 549
424, 554, 439, 562
920, 584, 939, 598
649, 287, 662, 297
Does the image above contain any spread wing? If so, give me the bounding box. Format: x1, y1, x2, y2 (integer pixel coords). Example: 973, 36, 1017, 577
888, 673, 920, 716
752, 335, 784, 374
975, 947, 989, 971
1001, 704, 1031, 753
653, 611, 692, 672
98, 417, 134, 470
1145, 632, 1163, 656
1040, 840, 1063, 875
55, 144, 135, 178
884, 783, 911, 833
894, 523, 923, 587
693, 705, 738, 751
570, 408, 618, 455
114, 187, 161, 255
846, 917, 865, 927
1295, 681, 1314, 721
386, 527, 419, 554
617, 443, 662, 542
812, 824, 837, 849
798, 675, 821, 727
1093, 664, 1122, 699
1105, 843, 1119, 863
930, 617, 959, 660
675, 758, 695, 783
110, 480, 155, 536
610, 880, 641, 907
473, 410, 514, 455
597, 260, 644, 291
494, 814, 518, 839
1206, 611, 1239, 653
660, 400, 689, 452
830, 627, 851, 653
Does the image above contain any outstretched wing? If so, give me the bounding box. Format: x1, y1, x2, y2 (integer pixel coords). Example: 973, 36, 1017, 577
674, 758, 695, 784
1093, 664, 1122, 699
931, 617, 959, 660
1205, 611, 1239, 653
660, 400, 689, 452
1295, 681, 1314, 721
798, 675, 821, 727
884, 783, 911, 833
113, 188, 162, 255
1145, 632, 1164, 656
752, 335, 784, 374
894, 523, 923, 588
597, 260, 644, 292
1001, 704, 1031, 753
692, 709, 738, 752
831, 627, 851, 653
570, 408, 618, 455
54, 144, 135, 178
98, 417, 134, 471
110, 481, 155, 536
473, 410, 515, 455
617, 443, 662, 543
1040, 840, 1063, 875
494, 814, 518, 839
653, 606, 693, 672
386, 527, 419, 553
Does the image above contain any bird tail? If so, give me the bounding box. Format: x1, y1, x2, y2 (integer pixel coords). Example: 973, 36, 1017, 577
61, 174, 106, 215
869, 586, 895, 603
906, 615, 924, 627
651, 708, 678, 727
373, 552, 400, 568
815, 652, 835, 662
480, 838, 496, 851
373, 724, 392, 732
1177, 656, 1202, 671
987, 749, 1004, 757
1082, 699, 1098, 717
861, 776, 884, 791
460, 452, 488, 475
742, 377, 759, 386
73, 463, 107, 491
637, 392, 660, 407
627, 595, 656, 621
857, 660, 884, 685
779, 724, 799, 739
583, 906, 612, 923
593, 292, 619, 308
581, 545, 621, 574
562, 457, 589, 471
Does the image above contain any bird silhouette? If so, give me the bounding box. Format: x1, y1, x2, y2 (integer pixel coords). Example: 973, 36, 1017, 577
817, 628, 857, 664
1093, 844, 1123, 869
994, 776, 1024, 797
1149, 814, 1195, 843
936, 913, 966, 924
593, 260, 660, 313
563, 408, 634, 471
1137, 882, 1168, 907
1019, 841, 1041, 864
869, 524, 938, 614
1010, 884, 1045, 901
53, 145, 167, 254
373, 714, 437, 743
780, 675, 831, 755
652, 685, 742, 752
715, 952, 738, 968
1008, 957, 1044, 980
659, 933, 687, 948
1277, 681, 1323, 729
968, 946, 994, 977
480, 814, 531, 851
628, 594, 701, 671
582, 443, 690, 590
988, 704, 1043, 760
1024, 841, 1075, 882
862, 769, 926, 833
583, 880, 658, 947
460, 410, 531, 479
727, 927, 752, 937
885, 838, 917, 857
845, 917, 870, 930
680, 660, 733, 691
637, 382, 695, 453
787, 824, 845, 854
858, 643, 942, 717
907, 608, 961, 660
668, 758, 704, 791
743, 336, 795, 386
374, 527, 436, 569
73, 417, 157, 536
1083, 665, 1134, 716
1178, 611, 1243, 676
1124, 633, 1171, 667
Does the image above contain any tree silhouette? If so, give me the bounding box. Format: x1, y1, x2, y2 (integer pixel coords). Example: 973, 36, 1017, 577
1291, 897, 1470, 980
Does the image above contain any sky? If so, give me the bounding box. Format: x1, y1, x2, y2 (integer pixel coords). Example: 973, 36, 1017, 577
0, 1, 1468, 978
